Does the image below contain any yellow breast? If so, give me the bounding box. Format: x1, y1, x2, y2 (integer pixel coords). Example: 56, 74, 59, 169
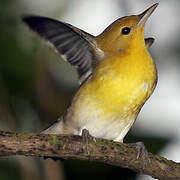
75, 47, 157, 120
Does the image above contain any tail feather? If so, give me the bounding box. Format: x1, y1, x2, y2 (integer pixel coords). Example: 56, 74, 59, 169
40, 117, 64, 134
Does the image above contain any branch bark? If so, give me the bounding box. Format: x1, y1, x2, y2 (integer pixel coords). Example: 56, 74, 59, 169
0, 130, 179, 180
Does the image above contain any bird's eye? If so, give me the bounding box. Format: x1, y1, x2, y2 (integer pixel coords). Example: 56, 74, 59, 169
121, 27, 131, 35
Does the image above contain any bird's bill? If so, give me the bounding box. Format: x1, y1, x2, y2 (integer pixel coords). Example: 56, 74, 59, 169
137, 3, 158, 27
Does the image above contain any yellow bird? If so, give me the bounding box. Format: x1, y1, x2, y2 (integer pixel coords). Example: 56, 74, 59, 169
23, 3, 158, 143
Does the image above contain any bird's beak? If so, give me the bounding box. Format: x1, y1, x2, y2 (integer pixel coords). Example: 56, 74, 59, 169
137, 3, 158, 27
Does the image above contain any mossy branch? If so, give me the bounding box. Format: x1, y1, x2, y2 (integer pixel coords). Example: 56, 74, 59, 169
0, 130, 179, 179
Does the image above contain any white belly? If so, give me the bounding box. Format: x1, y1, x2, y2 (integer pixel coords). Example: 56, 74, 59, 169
63, 101, 137, 142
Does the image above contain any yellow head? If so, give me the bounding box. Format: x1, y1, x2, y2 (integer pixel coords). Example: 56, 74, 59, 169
96, 3, 158, 53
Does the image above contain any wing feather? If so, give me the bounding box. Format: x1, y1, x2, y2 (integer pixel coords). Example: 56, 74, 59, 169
22, 15, 96, 84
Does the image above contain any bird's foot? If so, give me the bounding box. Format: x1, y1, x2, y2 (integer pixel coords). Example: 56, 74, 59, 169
127, 142, 150, 169
82, 129, 96, 155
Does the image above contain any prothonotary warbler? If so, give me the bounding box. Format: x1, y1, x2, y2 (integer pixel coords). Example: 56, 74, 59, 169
23, 3, 158, 143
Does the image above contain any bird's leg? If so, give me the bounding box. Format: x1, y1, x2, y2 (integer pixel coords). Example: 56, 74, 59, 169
127, 141, 150, 169
82, 129, 96, 154
82, 129, 90, 154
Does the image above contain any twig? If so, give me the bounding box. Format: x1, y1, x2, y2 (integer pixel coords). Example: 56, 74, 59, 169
0, 130, 179, 180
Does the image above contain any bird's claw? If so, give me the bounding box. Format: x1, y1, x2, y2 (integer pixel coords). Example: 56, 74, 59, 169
82, 129, 96, 155
127, 142, 150, 169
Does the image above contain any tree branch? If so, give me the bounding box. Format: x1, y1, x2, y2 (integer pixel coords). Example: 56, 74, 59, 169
0, 130, 179, 180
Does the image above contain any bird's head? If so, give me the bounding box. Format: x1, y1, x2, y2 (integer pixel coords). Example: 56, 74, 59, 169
96, 3, 158, 53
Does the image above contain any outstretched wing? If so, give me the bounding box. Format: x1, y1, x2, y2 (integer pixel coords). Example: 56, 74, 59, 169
22, 15, 96, 84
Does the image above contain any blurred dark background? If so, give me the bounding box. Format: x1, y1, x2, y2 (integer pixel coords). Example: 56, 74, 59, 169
0, 0, 180, 180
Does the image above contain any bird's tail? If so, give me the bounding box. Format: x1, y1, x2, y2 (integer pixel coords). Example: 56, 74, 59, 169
40, 117, 64, 134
